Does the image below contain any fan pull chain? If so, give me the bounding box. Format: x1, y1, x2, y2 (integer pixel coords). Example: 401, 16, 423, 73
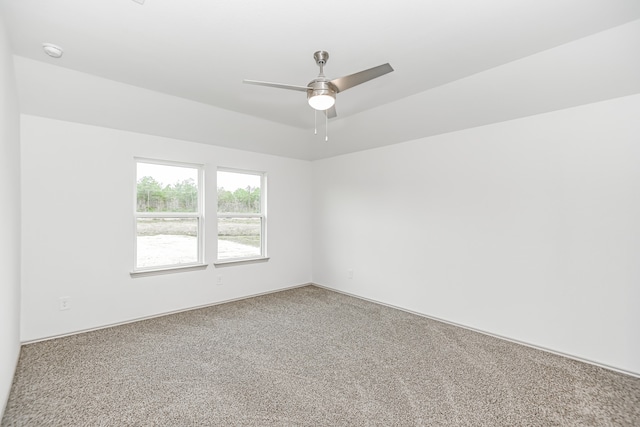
312, 109, 329, 141
325, 110, 328, 141
314, 110, 318, 135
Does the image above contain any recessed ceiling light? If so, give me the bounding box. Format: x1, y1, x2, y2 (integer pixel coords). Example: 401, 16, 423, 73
42, 43, 63, 58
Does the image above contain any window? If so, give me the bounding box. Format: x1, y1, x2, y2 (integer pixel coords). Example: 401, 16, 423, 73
217, 168, 266, 262
134, 159, 204, 272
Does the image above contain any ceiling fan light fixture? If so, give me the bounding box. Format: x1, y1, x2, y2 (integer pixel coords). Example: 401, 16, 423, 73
307, 81, 336, 111
308, 93, 335, 111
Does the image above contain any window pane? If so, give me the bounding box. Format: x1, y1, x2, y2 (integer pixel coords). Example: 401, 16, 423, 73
217, 171, 261, 214
218, 217, 261, 260
137, 218, 198, 268
137, 163, 198, 213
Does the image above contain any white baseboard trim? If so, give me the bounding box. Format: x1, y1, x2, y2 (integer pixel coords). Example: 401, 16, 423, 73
21, 283, 312, 345
311, 283, 640, 379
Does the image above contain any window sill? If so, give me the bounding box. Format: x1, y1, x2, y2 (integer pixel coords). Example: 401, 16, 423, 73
130, 263, 208, 278
213, 257, 270, 267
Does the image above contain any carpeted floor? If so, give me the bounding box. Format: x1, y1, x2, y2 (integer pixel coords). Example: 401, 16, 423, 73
2, 285, 639, 426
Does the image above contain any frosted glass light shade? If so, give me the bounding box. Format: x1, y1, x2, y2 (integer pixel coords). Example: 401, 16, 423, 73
308, 94, 335, 111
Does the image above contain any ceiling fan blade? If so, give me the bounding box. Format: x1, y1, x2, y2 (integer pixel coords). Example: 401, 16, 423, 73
326, 105, 337, 119
243, 79, 311, 92
330, 63, 394, 93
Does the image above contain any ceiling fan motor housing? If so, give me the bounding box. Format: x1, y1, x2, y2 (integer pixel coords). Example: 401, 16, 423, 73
307, 80, 336, 110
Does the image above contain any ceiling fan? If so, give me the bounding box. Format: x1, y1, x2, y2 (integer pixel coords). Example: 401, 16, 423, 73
243, 51, 394, 120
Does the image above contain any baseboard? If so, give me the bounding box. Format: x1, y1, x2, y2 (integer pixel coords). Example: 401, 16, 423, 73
21, 282, 312, 345
310, 283, 640, 379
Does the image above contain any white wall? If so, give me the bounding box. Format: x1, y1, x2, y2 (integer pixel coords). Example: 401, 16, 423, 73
0, 15, 21, 416
20, 115, 312, 341
312, 94, 640, 375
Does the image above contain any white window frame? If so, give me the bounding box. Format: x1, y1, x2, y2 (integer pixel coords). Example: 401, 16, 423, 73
132, 158, 206, 276
215, 167, 268, 265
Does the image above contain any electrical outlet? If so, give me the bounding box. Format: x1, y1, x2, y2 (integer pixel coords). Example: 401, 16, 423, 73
59, 296, 71, 311
348, 269, 354, 279
216, 275, 223, 286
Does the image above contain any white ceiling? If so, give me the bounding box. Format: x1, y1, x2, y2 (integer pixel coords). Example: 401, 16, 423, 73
2, 0, 640, 159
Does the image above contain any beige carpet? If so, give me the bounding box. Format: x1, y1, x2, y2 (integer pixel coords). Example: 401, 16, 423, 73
2, 285, 639, 426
